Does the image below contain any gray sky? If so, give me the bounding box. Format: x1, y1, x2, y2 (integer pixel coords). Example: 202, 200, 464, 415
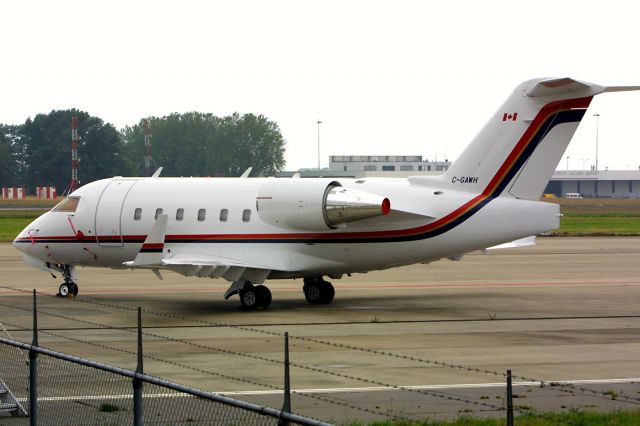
3, 0, 640, 171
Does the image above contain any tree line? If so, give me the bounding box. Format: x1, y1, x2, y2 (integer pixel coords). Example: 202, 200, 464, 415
0, 110, 285, 193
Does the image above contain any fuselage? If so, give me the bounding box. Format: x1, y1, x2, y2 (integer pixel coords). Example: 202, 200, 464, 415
13, 176, 559, 279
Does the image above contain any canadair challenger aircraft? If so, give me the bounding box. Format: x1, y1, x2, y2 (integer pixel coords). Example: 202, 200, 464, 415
13, 77, 640, 309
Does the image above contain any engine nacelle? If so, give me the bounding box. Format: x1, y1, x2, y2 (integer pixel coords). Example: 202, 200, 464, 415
256, 179, 390, 231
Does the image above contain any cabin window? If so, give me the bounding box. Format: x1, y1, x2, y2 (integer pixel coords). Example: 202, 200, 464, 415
219, 209, 228, 222
242, 209, 251, 222
198, 209, 206, 221
155, 208, 163, 219
134, 208, 142, 220
53, 196, 80, 212
176, 208, 184, 221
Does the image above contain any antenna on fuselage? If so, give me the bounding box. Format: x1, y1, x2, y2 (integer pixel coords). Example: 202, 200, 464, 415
151, 167, 163, 178
240, 167, 253, 178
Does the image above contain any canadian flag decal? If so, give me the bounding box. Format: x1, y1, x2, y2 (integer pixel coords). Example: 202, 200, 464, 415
502, 112, 518, 121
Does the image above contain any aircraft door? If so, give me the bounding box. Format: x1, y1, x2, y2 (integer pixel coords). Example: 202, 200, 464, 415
95, 180, 137, 247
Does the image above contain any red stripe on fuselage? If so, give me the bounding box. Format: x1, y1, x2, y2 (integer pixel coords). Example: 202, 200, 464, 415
142, 243, 164, 249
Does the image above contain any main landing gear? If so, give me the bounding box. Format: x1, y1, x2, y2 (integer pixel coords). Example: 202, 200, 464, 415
227, 276, 335, 309
303, 277, 335, 304
238, 283, 272, 310
57, 265, 78, 298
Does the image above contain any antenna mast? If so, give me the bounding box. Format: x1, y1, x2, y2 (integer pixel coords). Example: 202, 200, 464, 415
70, 115, 79, 192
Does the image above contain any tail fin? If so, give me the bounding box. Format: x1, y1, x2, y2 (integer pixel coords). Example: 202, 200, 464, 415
415, 78, 640, 200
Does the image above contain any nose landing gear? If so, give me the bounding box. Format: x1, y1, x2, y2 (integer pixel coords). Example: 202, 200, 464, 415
58, 281, 78, 298
57, 265, 78, 298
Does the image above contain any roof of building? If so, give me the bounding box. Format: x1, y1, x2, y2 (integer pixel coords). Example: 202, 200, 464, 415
551, 170, 640, 180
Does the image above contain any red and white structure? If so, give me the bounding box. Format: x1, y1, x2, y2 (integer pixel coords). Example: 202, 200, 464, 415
1, 187, 26, 199
144, 119, 152, 177
36, 187, 57, 199
70, 115, 79, 192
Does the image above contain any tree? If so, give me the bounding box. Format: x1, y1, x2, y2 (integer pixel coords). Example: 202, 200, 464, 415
122, 112, 285, 177
0, 124, 21, 188
20, 110, 130, 193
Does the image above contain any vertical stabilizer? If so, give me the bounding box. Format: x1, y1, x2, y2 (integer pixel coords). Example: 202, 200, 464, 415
412, 78, 640, 200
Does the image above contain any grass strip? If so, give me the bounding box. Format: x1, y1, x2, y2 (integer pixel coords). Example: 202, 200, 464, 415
350, 409, 640, 425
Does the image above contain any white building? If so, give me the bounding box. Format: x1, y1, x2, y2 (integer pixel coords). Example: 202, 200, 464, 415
329, 155, 450, 176
545, 170, 640, 198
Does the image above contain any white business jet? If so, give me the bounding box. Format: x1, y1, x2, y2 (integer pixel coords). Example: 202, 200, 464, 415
13, 78, 639, 309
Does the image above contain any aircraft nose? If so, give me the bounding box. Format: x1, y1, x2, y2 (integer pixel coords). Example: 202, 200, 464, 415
12, 228, 29, 254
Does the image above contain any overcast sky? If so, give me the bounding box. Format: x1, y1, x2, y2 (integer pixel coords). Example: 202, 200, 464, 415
3, 0, 640, 171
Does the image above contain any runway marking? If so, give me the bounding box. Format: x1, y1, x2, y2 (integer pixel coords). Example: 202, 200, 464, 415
2, 280, 640, 296
218, 378, 640, 396
14, 378, 640, 402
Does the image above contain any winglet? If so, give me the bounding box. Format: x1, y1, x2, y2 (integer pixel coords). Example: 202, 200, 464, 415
123, 214, 168, 267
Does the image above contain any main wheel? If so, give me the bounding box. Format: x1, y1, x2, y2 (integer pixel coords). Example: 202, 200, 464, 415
239, 287, 260, 309
320, 281, 335, 304
255, 285, 272, 309
70, 283, 79, 297
59, 283, 70, 297
303, 282, 323, 304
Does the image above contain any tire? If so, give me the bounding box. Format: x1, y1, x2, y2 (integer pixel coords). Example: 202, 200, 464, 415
59, 283, 70, 297
255, 285, 272, 309
303, 283, 323, 304
321, 281, 335, 304
71, 283, 79, 297
239, 287, 260, 309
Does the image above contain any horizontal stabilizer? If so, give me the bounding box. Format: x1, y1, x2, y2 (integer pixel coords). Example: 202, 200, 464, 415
526, 78, 602, 97
603, 85, 640, 93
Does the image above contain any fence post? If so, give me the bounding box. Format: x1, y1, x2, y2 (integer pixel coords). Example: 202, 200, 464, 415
133, 307, 144, 426
506, 369, 514, 426
29, 289, 38, 426
278, 331, 291, 426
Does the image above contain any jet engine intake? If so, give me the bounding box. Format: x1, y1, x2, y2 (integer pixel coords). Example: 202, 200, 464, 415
256, 179, 390, 231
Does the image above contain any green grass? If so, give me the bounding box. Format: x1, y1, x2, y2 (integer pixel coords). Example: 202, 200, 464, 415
0, 203, 639, 241
0, 211, 42, 241
348, 409, 640, 425
557, 215, 640, 236
0, 197, 60, 208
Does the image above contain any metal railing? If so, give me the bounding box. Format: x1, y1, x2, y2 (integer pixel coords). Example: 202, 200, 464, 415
0, 290, 331, 426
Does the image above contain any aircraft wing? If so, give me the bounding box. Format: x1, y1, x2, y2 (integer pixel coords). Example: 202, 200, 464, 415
161, 252, 275, 285
123, 214, 277, 283
484, 236, 536, 251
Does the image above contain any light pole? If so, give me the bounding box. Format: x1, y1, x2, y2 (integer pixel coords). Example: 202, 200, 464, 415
593, 113, 600, 171
317, 120, 322, 171
566, 155, 570, 171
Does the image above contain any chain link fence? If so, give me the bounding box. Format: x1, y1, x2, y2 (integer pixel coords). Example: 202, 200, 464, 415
1, 285, 638, 424
0, 336, 330, 425
0, 291, 330, 426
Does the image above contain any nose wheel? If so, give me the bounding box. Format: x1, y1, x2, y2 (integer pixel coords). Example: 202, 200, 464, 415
57, 265, 78, 298
58, 282, 78, 298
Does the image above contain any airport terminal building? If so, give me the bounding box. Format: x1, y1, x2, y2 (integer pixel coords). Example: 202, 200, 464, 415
544, 170, 640, 198
280, 155, 640, 198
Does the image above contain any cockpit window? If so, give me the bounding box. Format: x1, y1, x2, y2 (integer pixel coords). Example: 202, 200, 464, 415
53, 196, 80, 212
